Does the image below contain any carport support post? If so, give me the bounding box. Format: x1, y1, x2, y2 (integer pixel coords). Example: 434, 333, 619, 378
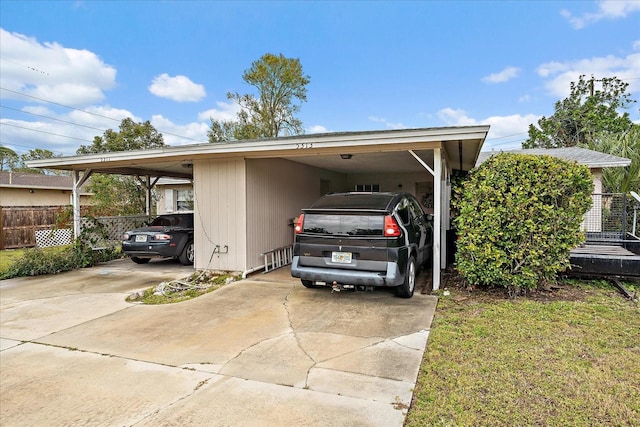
432, 148, 442, 290
137, 175, 160, 216
72, 169, 93, 239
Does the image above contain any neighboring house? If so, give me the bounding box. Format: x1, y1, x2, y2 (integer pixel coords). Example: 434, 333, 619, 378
0, 171, 93, 249
476, 147, 632, 233
28, 126, 491, 290
155, 178, 193, 214
0, 171, 92, 207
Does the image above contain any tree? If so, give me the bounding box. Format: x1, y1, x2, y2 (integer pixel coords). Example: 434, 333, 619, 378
524, 75, 636, 148
77, 118, 166, 216
0, 145, 18, 171
208, 53, 310, 142
77, 118, 164, 154
582, 125, 640, 193
13, 149, 66, 175
455, 153, 593, 293
84, 174, 149, 216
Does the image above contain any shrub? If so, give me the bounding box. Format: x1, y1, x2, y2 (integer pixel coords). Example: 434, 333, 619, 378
454, 153, 593, 292
0, 218, 121, 279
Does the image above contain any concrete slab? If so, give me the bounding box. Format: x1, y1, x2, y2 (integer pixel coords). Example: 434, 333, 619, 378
0, 343, 213, 426
137, 375, 405, 427
0, 337, 21, 351
0, 262, 437, 426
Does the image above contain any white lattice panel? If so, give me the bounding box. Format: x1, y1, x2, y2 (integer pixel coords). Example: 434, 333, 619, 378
35, 229, 73, 248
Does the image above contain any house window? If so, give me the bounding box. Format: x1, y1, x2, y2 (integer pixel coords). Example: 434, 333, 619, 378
176, 190, 193, 211
355, 184, 380, 192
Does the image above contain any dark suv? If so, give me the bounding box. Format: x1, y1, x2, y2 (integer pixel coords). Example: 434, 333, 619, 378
122, 213, 194, 265
291, 192, 433, 298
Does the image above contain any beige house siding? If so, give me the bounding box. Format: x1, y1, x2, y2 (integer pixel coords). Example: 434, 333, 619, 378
193, 158, 247, 272
0, 188, 91, 207
245, 158, 347, 270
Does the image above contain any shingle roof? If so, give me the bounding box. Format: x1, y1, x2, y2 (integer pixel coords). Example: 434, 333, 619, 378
476, 147, 631, 169
0, 171, 90, 192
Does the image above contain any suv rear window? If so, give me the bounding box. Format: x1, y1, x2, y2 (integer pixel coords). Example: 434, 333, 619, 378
303, 214, 384, 236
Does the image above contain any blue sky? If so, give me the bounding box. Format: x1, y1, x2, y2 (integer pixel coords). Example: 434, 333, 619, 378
1, 0, 639, 157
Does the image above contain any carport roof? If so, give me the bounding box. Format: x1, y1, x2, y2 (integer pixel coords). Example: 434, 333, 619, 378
28, 126, 490, 178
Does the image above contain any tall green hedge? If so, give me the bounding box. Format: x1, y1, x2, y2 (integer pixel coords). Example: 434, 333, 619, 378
454, 153, 593, 291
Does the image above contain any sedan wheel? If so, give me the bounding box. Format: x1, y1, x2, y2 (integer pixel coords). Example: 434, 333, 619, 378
179, 241, 194, 265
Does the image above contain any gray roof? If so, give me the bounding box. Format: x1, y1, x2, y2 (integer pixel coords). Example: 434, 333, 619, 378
476, 147, 631, 169
0, 171, 90, 192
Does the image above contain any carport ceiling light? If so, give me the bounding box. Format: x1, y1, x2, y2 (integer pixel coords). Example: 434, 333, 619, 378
340, 154, 353, 160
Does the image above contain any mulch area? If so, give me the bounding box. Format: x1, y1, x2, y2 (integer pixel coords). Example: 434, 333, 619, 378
420, 267, 638, 304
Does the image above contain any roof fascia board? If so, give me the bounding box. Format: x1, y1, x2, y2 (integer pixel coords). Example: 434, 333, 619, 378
27, 126, 489, 169
583, 160, 631, 168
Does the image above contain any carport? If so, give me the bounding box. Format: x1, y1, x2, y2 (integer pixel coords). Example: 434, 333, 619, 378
28, 126, 489, 290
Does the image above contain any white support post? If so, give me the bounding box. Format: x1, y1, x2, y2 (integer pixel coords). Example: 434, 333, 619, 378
73, 170, 81, 239
72, 169, 93, 239
432, 148, 442, 290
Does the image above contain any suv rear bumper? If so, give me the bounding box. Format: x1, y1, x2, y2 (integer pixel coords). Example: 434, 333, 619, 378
291, 256, 404, 287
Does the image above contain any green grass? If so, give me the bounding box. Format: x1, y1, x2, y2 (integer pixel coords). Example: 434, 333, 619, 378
406, 281, 640, 426
0, 246, 70, 275
0, 249, 26, 272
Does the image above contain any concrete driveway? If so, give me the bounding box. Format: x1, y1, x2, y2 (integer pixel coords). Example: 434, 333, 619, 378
0, 258, 437, 426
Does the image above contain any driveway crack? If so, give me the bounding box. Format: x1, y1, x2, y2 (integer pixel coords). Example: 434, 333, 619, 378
282, 285, 318, 388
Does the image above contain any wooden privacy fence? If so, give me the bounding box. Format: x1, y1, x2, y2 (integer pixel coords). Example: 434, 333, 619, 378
0, 206, 147, 250
0, 206, 69, 250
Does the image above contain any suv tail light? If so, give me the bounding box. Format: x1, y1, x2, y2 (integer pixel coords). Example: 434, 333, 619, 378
384, 215, 401, 237
294, 214, 304, 234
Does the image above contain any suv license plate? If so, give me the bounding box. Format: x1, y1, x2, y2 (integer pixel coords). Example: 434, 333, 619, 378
332, 251, 352, 263
135, 235, 147, 242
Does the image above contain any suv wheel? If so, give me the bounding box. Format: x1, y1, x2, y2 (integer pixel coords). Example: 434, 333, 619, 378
395, 256, 416, 298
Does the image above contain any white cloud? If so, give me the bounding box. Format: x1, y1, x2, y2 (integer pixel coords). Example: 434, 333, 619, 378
0, 104, 139, 156
437, 107, 540, 151
536, 51, 640, 98
368, 116, 406, 129
198, 101, 241, 122
148, 73, 206, 102
561, 0, 640, 29
437, 108, 478, 126
308, 125, 328, 134
0, 28, 117, 106
481, 66, 520, 84
150, 115, 209, 146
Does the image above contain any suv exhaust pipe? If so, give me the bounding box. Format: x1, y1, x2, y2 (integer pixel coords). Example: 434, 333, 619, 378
331, 282, 373, 293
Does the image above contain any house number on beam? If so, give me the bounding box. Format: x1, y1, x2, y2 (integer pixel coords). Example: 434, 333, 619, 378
295, 143, 313, 149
